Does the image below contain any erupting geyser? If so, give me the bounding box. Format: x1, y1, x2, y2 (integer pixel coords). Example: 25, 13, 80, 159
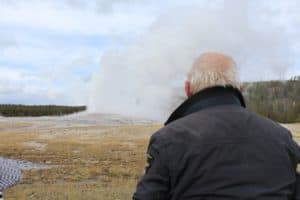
89, 0, 300, 121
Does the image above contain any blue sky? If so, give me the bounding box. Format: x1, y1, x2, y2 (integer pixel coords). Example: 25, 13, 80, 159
0, 0, 300, 107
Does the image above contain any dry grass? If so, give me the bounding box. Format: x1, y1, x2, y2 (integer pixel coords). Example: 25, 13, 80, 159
0, 122, 161, 200
1, 120, 300, 200
283, 123, 300, 141
0, 121, 32, 129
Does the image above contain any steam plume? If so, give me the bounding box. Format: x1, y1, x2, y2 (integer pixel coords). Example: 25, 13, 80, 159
89, 0, 299, 120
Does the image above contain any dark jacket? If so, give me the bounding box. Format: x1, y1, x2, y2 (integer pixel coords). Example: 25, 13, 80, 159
133, 86, 300, 200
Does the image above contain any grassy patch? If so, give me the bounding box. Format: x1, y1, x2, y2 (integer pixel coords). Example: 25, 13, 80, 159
1, 123, 161, 200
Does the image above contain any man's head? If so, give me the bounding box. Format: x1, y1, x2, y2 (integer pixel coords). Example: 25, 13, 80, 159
185, 52, 240, 97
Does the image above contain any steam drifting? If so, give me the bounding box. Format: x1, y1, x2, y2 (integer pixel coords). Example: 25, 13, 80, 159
89, 0, 300, 121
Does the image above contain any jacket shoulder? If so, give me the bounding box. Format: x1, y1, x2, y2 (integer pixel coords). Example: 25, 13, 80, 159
163, 105, 293, 141
245, 109, 293, 137
149, 126, 173, 149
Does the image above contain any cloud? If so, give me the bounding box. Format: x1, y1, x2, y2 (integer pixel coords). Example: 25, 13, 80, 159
0, 67, 69, 105
0, 38, 16, 49
66, 0, 147, 12
0, 0, 161, 106
0, 0, 156, 38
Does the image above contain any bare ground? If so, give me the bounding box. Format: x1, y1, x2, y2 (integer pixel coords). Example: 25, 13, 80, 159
0, 114, 161, 200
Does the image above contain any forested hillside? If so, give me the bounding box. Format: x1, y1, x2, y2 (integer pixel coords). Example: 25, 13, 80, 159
245, 76, 300, 123
0, 105, 86, 117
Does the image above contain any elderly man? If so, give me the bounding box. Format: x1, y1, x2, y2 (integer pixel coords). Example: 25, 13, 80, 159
133, 52, 300, 200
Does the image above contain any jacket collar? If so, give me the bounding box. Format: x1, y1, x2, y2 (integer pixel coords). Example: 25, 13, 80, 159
165, 86, 246, 125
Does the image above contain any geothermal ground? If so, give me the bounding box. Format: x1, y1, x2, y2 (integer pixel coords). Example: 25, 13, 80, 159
0, 114, 300, 200
0, 114, 160, 200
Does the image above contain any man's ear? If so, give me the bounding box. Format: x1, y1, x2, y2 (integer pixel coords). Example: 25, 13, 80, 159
185, 80, 192, 97
240, 84, 244, 93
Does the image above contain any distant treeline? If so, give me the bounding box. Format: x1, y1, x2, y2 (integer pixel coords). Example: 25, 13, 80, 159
0, 105, 86, 117
1, 76, 300, 122
245, 76, 300, 123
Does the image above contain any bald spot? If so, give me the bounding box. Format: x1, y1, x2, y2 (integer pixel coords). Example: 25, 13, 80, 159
191, 52, 236, 75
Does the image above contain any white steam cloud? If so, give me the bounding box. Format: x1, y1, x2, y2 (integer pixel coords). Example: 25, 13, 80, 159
89, 0, 300, 121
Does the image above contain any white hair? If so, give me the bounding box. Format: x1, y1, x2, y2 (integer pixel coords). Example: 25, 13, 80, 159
187, 52, 240, 95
